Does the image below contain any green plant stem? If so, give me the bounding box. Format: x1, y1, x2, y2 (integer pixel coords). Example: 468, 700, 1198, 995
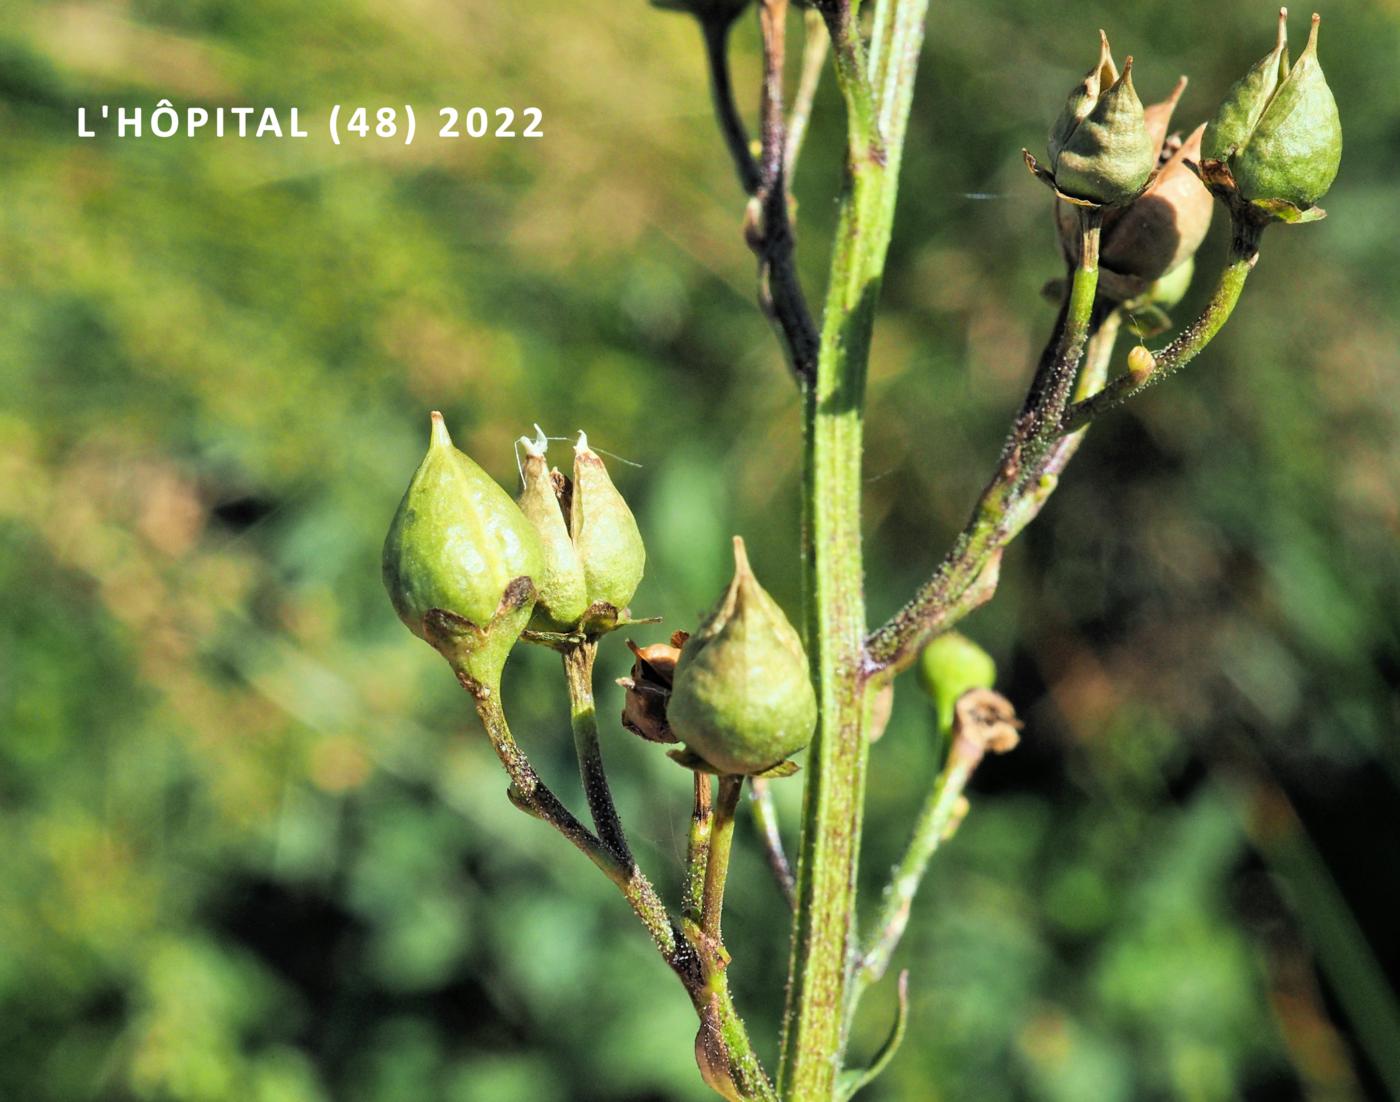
780, 1, 930, 1096
784, 10, 829, 181
475, 679, 772, 1101
749, 777, 797, 909
1063, 218, 1262, 431
693, 774, 778, 1102
865, 0, 896, 91
563, 641, 631, 862
696, 982, 781, 1102
852, 729, 983, 1001
702, 776, 744, 955
864, 209, 1103, 679
470, 686, 688, 975
701, 15, 761, 195
821, 2, 882, 159
685, 773, 715, 929
1003, 305, 1124, 532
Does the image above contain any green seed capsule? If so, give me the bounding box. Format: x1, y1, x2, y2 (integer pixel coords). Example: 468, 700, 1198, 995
1052, 51, 1157, 207
383, 412, 542, 687
1048, 30, 1119, 166
516, 429, 589, 632
1203, 10, 1341, 208
917, 632, 997, 735
570, 433, 646, 615
1058, 119, 1214, 302
1202, 11, 1290, 166
667, 537, 816, 776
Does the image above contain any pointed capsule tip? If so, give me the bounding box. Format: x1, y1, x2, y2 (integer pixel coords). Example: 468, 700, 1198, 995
731, 535, 751, 575
429, 410, 452, 448
574, 430, 591, 456
1169, 74, 1189, 101
1094, 29, 1117, 84
1276, 8, 1289, 50
1115, 55, 1136, 91
1306, 11, 1320, 52
519, 424, 548, 458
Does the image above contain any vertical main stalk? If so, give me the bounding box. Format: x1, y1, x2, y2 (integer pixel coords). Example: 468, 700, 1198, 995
780, 1, 931, 1095
780, 136, 887, 1102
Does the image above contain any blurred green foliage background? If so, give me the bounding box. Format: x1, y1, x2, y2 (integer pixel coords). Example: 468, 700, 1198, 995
3, 1, 1399, 1099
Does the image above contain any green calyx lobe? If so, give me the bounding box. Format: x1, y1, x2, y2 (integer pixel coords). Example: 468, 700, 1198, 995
382, 412, 542, 687
570, 433, 646, 616
1048, 30, 1118, 164
1049, 35, 1156, 206
516, 429, 589, 631
667, 537, 817, 776
917, 632, 997, 734
1203, 11, 1341, 207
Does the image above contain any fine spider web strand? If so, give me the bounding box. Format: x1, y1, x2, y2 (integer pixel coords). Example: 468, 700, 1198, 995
512, 428, 646, 490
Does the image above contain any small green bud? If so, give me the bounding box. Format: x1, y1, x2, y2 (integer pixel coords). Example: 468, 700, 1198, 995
668, 537, 816, 776
1202, 10, 1341, 208
1048, 35, 1156, 206
516, 428, 589, 631
570, 433, 646, 615
1127, 344, 1157, 384
383, 412, 542, 687
917, 632, 997, 734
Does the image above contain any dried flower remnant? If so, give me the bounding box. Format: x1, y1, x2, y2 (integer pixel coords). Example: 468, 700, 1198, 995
619, 633, 688, 745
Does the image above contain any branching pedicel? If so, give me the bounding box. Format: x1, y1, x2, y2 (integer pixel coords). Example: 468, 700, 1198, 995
381, 5, 1340, 1099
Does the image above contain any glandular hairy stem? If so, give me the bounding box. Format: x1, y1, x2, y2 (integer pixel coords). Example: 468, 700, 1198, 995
781, 0, 933, 1095
563, 640, 631, 862
1063, 216, 1262, 430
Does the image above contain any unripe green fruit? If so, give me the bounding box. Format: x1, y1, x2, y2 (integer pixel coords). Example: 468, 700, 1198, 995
570, 433, 646, 615
1048, 34, 1156, 206
382, 412, 542, 686
516, 430, 589, 631
1203, 11, 1341, 209
917, 632, 997, 734
1057, 121, 1213, 303
668, 537, 816, 776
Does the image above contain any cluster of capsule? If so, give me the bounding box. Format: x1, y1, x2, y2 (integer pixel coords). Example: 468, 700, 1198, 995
381, 415, 817, 777
1033, 9, 1340, 311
